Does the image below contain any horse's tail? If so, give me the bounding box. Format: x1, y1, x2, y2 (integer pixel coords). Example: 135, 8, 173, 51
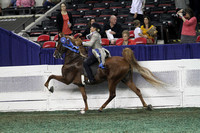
122, 48, 165, 87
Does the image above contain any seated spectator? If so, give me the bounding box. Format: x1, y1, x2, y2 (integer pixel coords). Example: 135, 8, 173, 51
43, 0, 55, 7
177, 8, 197, 44
16, 0, 35, 7
78, 18, 96, 39
116, 30, 134, 46
140, 16, 157, 44
103, 15, 123, 45
7, 0, 17, 8
134, 20, 144, 39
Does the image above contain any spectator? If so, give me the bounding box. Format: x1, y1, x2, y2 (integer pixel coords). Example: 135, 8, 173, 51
175, 0, 190, 39
116, 30, 134, 46
133, 20, 143, 39
140, 16, 157, 44
78, 18, 96, 39
43, 0, 55, 7
177, 8, 197, 44
16, 0, 35, 7
56, 2, 73, 36
130, 0, 145, 24
7, 0, 17, 8
104, 15, 123, 45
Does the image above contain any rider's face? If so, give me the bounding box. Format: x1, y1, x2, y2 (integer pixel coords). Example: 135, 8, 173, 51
90, 26, 96, 32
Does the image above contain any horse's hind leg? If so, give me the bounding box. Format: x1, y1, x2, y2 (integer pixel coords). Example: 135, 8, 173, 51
124, 80, 148, 108
99, 79, 118, 112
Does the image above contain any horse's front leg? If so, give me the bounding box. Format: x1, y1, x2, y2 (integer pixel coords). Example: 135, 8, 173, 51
44, 75, 70, 92
79, 86, 89, 111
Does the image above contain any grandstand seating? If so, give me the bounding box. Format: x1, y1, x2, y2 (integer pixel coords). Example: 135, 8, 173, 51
99, 9, 117, 17
83, 10, 101, 18
196, 35, 200, 43
76, 3, 93, 11
93, 3, 109, 10
132, 37, 147, 45
1, 6, 49, 16
70, 10, 84, 18
109, 2, 125, 9
115, 38, 123, 46
66, 4, 77, 11
42, 41, 56, 48
117, 8, 130, 17
85, 0, 100, 4
0, 17, 39, 33
101, 38, 110, 46
0, 0, 181, 46
53, 34, 59, 41
37, 34, 50, 42
101, 0, 116, 3
129, 30, 134, 38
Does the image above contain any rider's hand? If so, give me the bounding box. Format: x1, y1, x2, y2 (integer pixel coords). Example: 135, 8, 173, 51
82, 42, 86, 45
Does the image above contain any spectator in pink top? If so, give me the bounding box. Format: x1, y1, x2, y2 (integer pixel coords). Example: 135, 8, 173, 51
177, 8, 197, 44
16, 0, 35, 7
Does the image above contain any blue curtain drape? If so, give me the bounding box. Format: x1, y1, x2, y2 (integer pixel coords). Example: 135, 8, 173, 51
0, 27, 200, 66
40, 48, 64, 65
0, 28, 40, 66
0, 28, 12, 66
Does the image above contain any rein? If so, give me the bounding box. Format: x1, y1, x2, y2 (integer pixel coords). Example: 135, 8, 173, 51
60, 37, 87, 58
63, 44, 80, 53
61, 37, 80, 54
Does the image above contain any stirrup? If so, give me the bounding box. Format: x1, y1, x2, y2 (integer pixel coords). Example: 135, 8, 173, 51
84, 79, 96, 85
99, 63, 105, 69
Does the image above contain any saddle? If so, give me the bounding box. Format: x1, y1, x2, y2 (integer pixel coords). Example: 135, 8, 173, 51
82, 51, 110, 85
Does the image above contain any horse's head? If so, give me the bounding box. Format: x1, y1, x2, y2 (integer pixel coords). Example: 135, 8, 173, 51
53, 34, 66, 59
53, 34, 87, 59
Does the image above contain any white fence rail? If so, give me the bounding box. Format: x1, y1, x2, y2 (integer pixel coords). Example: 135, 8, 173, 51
0, 59, 200, 112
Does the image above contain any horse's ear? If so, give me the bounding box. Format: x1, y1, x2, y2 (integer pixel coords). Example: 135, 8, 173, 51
59, 33, 65, 38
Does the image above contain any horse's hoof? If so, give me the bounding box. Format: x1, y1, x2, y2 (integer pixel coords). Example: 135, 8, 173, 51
49, 86, 54, 93
147, 104, 153, 111
98, 109, 103, 112
80, 110, 85, 114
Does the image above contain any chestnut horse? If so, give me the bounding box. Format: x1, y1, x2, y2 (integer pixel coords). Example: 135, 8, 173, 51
44, 36, 164, 112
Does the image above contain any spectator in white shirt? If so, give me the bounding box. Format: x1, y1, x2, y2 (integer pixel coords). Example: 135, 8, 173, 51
130, 0, 144, 24
133, 20, 143, 39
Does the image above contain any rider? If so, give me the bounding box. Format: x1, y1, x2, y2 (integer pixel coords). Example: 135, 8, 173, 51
82, 23, 110, 84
